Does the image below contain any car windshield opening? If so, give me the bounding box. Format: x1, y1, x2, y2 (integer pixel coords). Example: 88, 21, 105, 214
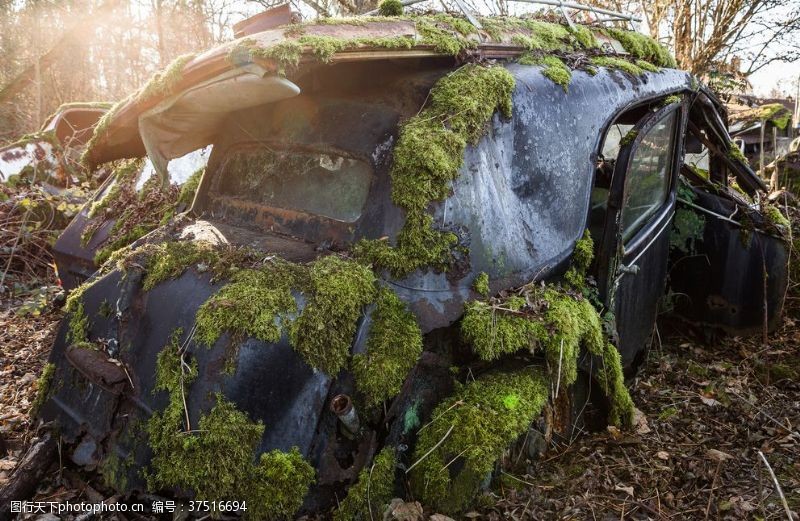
216, 143, 372, 223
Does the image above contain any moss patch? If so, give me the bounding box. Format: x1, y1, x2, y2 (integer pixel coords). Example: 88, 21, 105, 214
178, 167, 204, 206
410, 369, 548, 512
727, 141, 748, 165
460, 231, 634, 426
67, 301, 90, 345
136, 53, 196, 104
141, 240, 222, 291
354, 64, 515, 277
599, 28, 676, 68
352, 288, 423, 407
519, 54, 571, 91
333, 447, 397, 521
290, 256, 377, 375
590, 56, 647, 77
472, 272, 490, 297
378, 0, 403, 16
620, 128, 638, 146
30, 363, 55, 416
146, 330, 315, 519
195, 261, 302, 347
763, 203, 790, 228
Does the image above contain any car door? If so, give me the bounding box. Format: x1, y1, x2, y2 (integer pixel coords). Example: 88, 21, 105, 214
597, 100, 686, 373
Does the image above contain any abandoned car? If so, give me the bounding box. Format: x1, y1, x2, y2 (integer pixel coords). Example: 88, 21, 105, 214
53, 147, 210, 291
30, 11, 790, 519
0, 102, 110, 189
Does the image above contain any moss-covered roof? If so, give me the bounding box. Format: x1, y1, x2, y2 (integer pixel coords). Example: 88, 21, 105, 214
732, 102, 793, 131
82, 14, 676, 167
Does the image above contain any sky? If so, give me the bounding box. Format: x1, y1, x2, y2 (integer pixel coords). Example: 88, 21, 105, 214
749, 60, 800, 98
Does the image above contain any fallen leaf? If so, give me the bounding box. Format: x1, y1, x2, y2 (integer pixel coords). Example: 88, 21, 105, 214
634, 408, 651, 434
699, 395, 721, 407
705, 449, 733, 462
656, 451, 670, 460
615, 484, 634, 497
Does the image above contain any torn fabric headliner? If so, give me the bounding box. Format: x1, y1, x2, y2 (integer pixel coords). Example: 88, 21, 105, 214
83, 17, 650, 167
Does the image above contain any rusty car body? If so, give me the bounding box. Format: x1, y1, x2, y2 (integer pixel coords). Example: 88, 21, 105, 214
33, 14, 789, 518
0, 102, 110, 189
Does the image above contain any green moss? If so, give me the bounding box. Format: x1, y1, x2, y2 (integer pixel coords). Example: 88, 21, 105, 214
670, 207, 705, 253
333, 447, 396, 521
636, 60, 660, 73
87, 160, 142, 220
352, 288, 423, 407
662, 94, 682, 106
569, 25, 598, 49
594, 341, 635, 426
30, 363, 55, 416
147, 331, 314, 519
415, 16, 476, 55
94, 224, 151, 266
519, 54, 571, 91
195, 262, 300, 347
564, 229, 593, 287
410, 370, 548, 512
136, 53, 196, 104
590, 56, 646, 76
599, 28, 676, 68
763, 203, 790, 228
178, 167, 204, 206
231, 34, 415, 74
461, 299, 546, 361
67, 301, 90, 344
472, 272, 490, 297
354, 64, 515, 276
460, 231, 633, 427
142, 241, 221, 291
80, 94, 134, 167
290, 256, 377, 375
507, 20, 573, 51
378, 0, 403, 16
620, 128, 638, 146
727, 140, 748, 165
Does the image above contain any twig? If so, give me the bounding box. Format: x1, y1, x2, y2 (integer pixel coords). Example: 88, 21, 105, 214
757, 450, 793, 521
405, 424, 454, 474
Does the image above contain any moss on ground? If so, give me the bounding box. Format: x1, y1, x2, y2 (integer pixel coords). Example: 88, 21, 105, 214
146, 330, 315, 519
354, 64, 515, 276
30, 363, 55, 416
290, 256, 377, 375
333, 447, 396, 521
410, 370, 548, 512
352, 288, 423, 407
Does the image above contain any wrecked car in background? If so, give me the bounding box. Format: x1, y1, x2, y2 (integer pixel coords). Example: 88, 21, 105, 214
53, 146, 210, 291
28, 11, 789, 519
0, 102, 111, 189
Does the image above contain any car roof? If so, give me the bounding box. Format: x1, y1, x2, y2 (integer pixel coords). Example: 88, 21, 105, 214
82, 14, 681, 167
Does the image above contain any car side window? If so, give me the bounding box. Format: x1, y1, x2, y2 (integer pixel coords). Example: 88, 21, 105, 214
620, 110, 678, 242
